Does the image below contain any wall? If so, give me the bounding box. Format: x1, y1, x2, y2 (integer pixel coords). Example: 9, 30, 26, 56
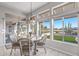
0, 5, 25, 48
0, 17, 4, 47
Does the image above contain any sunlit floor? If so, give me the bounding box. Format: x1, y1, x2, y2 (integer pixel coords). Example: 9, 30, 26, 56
0, 46, 69, 56
36, 48, 69, 56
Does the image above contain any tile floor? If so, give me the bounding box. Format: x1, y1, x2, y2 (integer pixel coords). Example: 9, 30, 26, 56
0, 46, 69, 56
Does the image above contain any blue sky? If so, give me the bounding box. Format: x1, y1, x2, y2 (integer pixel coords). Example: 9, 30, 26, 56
43, 20, 50, 28
54, 17, 78, 29
43, 17, 78, 29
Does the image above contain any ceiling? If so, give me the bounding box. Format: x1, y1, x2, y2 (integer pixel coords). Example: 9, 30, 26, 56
0, 2, 63, 24
0, 2, 48, 14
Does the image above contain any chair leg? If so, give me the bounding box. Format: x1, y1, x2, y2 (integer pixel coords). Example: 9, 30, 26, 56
10, 47, 13, 56
43, 46, 47, 54
14, 48, 16, 56
19, 47, 22, 56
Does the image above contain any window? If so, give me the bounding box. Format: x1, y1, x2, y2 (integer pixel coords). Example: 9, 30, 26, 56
53, 2, 76, 15
64, 17, 78, 43
63, 2, 75, 12
39, 19, 50, 39
53, 6, 63, 15
54, 19, 63, 41
39, 9, 50, 20
54, 17, 78, 44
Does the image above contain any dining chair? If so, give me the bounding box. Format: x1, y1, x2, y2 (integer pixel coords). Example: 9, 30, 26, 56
18, 38, 33, 56
5, 34, 20, 56
36, 34, 47, 54
10, 41, 20, 56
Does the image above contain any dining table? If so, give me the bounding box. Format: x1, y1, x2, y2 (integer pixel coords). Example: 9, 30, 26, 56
13, 34, 41, 56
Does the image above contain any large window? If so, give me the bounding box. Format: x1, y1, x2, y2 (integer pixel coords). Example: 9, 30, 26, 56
39, 20, 50, 39
54, 19, 63, 41
54, 17, 78, 44
64, 17, 78, 43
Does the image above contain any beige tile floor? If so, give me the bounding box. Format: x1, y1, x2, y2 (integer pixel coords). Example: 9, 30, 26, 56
0, 46, 69, 56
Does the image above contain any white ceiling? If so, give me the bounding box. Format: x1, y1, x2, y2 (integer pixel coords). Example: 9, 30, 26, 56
0, 2, 48, 14
0, 2, 63, 24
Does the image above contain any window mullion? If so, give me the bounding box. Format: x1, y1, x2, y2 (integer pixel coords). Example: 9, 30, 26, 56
62, 17, 64, 42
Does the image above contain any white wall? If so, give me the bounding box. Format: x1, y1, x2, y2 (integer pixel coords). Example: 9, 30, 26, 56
0, 5, 25, 47
0, 18, 4, 47
0, 10, 5, 47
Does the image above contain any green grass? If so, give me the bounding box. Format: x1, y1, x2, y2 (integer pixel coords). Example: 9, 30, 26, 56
54, 35, 62, 41
47, 35, 77, 43
64, 36, 76, 43
54, 35, 77, 43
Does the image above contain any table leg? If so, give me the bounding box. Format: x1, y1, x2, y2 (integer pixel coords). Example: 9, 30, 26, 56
33, 42, 37, 55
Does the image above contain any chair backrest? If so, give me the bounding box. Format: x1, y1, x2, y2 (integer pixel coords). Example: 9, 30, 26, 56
10, 33, 17, 43
40, 34, 47, 43
19, 38, 32, 55
19, 38, 32, 45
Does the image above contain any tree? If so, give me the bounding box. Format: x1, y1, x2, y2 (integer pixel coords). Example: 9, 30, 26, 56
65, 22, 73, 35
